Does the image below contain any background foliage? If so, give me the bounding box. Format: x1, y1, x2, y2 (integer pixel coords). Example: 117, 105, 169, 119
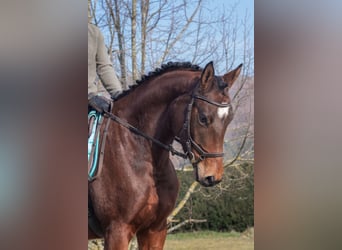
171, 162, 254, 233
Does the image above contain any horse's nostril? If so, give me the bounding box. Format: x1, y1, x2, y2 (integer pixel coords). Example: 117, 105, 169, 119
205, 176, 215, 185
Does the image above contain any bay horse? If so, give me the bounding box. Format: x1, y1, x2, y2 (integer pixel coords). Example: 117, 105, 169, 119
88, 61, 242, 249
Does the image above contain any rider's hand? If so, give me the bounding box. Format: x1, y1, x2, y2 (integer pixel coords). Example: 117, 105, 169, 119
111, 91, 123, 101
89, 95, 111, 114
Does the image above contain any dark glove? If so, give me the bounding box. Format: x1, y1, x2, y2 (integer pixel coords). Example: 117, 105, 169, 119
111, 91, 123, 101
88, 95, 111, 114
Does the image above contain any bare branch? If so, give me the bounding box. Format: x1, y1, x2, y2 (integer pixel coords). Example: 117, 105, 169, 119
157, 0, 202, 65
167, 219, 207, 233
167, 181, 199, 223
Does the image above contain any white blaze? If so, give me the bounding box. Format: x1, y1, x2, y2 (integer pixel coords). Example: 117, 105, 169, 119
217, 105, 229, 119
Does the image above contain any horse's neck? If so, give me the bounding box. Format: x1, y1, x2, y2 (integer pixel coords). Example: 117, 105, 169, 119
115, 71, 198, 135
111, 71, 198, 174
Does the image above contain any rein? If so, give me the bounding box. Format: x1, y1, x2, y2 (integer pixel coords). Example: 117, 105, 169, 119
103, 110, 188, 159
103, 88, 229, 165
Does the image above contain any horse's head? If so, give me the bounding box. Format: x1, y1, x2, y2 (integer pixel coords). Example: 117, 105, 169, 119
180, 62, 242, 187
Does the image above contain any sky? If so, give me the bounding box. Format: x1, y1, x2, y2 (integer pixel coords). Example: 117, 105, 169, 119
235, 0, 254, 18
213, 0, 254, 17
201, 0, 254, 74
212, 0, 254, 40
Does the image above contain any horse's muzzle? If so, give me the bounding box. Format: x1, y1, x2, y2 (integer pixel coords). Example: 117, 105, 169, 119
199, 175, 222, 187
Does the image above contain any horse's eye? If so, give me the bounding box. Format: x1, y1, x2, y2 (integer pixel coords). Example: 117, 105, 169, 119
198, 113, 208, 126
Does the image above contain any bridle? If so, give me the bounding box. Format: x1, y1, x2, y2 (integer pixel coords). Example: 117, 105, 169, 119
177, 85, 230, 166
103, 83, 230, 166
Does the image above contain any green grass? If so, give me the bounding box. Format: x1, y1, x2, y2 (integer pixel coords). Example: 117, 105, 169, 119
164, 230, 254, 250
88, 230, 254, 250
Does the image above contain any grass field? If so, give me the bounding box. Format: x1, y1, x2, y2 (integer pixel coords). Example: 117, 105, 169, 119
88, 229, 254, 250
164, 230, 254, 250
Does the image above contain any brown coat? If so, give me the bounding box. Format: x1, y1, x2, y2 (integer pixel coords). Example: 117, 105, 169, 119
88, 24, 122, 99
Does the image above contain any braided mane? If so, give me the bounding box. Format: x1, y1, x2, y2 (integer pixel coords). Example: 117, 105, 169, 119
116, 62, 202, 99
136, 61, 202, 84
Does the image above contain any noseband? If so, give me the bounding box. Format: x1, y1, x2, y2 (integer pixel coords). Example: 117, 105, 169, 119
179, 89, 230, 165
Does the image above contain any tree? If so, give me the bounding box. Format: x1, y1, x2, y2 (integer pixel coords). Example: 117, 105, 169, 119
88, 0, 253, 85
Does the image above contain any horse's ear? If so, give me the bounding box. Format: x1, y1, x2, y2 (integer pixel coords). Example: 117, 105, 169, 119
200, 61, 215, 91
223, 63, 243, 88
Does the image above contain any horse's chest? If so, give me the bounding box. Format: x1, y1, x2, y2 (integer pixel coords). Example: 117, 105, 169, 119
134, 188, 159, 226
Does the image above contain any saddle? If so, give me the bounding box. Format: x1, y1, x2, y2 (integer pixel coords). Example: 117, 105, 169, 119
88, 104, 112, 237
88, 102, 112, 182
